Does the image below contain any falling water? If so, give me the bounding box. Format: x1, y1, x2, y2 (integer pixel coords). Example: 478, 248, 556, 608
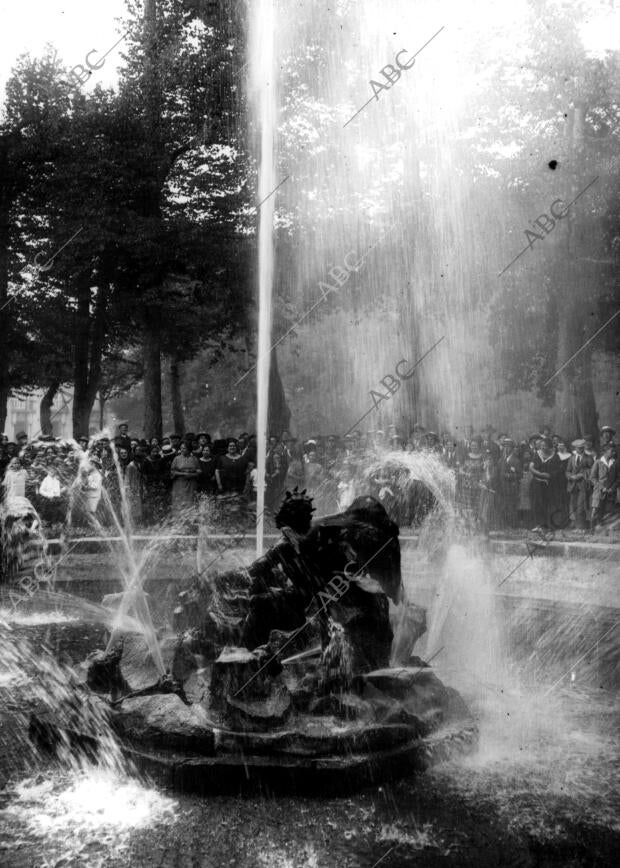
422, 542, 506, 692
250, 0, 278, 555
250, 0, 541, 436
0, 625, 176, 865
64, 434, 166, 676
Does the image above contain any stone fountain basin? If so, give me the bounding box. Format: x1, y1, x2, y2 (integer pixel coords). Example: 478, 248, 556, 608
28, 626, 478, 795
106, 664, 477, 795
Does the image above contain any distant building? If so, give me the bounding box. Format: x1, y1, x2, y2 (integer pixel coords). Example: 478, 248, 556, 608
4, 389, 110, 440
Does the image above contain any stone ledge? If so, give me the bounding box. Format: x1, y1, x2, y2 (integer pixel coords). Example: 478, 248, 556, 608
121, 721, 478, 795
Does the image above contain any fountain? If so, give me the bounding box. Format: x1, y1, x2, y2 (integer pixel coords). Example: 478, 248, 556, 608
0, 431, 474, 794
17, 487, 475, 796
0, 0, 619, 860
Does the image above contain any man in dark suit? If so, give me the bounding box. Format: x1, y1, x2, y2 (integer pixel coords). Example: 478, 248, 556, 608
114, 422, 132, 453
496, 437, 522, 528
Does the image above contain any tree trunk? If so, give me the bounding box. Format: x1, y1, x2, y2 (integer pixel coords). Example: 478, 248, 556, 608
0, 386, 8, 436
552, 103, 599, 440
99, 393, 106, 431
73, 395, 93, 439
72, 274, 91, 437
40, 380, 60, 436
168, 358, 185, 435
72, 278, 107, 438
143, 320, 163, 439
268, 349, 290, 436
555, 309, 599, 438
0, 205, 11, 435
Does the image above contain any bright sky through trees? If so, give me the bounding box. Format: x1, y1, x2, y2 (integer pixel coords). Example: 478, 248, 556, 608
0, 0, 127, 103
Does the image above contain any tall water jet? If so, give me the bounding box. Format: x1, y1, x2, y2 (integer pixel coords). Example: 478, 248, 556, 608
250, 0, 278, 555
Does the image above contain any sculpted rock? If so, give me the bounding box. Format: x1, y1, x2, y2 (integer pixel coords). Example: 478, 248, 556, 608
308, 692, 370, 721
111, 694, 215, 754
225, 687, 292, 732
209, 645, 282, 709
85, 645, 127, 697
119, 632, 197, 693
356, 666, 471, 728
85, 633, 198, 701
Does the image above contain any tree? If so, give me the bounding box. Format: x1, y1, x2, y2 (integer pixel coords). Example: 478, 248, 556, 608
0, 47, 71, 432
1, 0, 253, 440
98, 346, 144, 432
117, 0, 250, 437
480, 2, 620, 435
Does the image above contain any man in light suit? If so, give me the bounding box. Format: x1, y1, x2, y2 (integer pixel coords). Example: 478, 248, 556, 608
591, 444, 618, 527
566, 439, 593, 530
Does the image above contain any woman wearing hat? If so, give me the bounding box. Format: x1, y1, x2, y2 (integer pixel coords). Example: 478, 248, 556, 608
554, 438, 572, 528
529, 436, 564, 530
456, 436, 484, 526
215, 439, 247, 495
265, 448, 288, 512
600, 426, 616, 449
170, 441, 200, 517
83, 455, 103, 521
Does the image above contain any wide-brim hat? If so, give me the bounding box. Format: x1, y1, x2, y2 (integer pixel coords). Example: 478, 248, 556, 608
601, 426, 616, 435
501, 437, 515, 446
162, 444, 173, 453
571, 438, 586, 448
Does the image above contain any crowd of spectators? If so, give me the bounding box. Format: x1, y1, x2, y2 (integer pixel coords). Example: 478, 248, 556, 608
0, 421, 618, 534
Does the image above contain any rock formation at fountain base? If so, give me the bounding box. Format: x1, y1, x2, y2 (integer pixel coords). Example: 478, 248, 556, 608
29, 496, 476, 794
